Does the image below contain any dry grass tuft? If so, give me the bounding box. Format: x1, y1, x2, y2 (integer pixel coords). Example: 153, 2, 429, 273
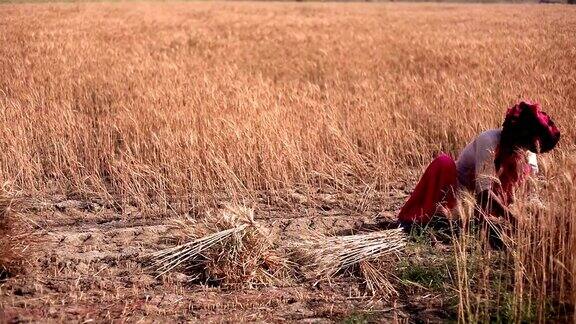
0, 195, 26, 279
152, 205, 292, 287
453, 162, 576, 321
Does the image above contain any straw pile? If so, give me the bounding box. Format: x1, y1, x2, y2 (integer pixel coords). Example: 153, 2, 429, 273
292, 228, 407, 278
291, 228, 406, 297
151, 205, 291, 287
152, 205, 406, 294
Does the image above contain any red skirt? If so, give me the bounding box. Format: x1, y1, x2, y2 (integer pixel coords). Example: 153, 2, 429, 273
398, 154, 458, 224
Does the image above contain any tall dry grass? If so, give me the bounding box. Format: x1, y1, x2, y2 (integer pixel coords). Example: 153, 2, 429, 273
453, 153, 576, 321
0, 2, 575, 321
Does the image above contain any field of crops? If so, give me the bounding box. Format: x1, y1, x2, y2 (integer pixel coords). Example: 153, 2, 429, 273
1, 2, 575, 322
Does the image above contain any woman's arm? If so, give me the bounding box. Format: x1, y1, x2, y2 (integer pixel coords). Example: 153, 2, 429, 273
476, 189, 517, 227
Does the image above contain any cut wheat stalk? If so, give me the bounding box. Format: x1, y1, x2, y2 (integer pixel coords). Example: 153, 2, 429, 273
151, 223, 250, 277
150, 204, 292, 286
293, 228, 407, 279
359, 260, 397, 297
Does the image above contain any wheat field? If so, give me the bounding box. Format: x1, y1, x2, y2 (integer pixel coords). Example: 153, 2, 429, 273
1, 2, 575, 322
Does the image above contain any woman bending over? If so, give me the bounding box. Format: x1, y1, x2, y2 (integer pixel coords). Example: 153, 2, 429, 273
398, 101, 560, 229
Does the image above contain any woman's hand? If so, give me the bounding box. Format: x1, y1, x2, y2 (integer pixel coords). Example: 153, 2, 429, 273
476, 189, 517, 227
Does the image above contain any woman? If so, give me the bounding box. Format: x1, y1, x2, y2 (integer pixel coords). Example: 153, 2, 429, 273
398, 101, 560, 228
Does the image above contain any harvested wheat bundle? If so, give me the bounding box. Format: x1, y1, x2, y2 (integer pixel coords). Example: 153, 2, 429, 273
151, 205, 291, 286
293, 228, 407, 280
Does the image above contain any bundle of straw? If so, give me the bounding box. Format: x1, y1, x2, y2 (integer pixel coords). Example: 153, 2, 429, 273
151, 205, 291, 286
151, 223, 250, 277
293, 228, 407, 278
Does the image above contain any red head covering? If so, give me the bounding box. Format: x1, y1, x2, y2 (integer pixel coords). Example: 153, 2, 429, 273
502, 101, 560, 153
495, 101, 560, 204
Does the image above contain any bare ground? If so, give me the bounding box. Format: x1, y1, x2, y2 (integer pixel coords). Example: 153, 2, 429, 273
0, 181, 458, 323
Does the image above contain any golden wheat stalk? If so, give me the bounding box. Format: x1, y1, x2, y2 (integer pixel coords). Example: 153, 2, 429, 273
294, 228, 407, 278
